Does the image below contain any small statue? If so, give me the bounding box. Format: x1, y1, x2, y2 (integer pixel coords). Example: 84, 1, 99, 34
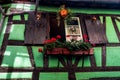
69, 26, 77, 34
36, 13, 41, 20
91, 16, 97, 23
35, 12, 46, 28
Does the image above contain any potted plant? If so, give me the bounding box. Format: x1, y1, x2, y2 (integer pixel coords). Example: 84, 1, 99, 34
42, 35, 93, 55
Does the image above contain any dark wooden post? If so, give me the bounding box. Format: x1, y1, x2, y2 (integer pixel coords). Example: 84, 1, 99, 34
35, 0, 40, 14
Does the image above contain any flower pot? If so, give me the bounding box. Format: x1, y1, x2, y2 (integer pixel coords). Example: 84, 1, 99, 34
46, 48, 70, 55
46, 48, 94, 55
73, 48, 94, 55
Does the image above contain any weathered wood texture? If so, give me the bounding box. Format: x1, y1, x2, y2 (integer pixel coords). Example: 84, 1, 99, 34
24, 12, 50, 44
84, 16, 107, 44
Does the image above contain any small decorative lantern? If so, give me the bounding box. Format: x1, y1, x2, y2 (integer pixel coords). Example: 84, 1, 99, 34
57, 5, 71, 26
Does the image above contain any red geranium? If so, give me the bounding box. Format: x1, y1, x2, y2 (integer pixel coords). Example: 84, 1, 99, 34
51, 38, 57, 42
44, 40, 52, 44
83, 34, 88, 39
84, 39, 89, 42
38, 48, 43, 52
56, 35, 61, 39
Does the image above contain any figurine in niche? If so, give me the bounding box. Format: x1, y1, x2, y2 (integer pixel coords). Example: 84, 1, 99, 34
36, 13, 41, 20
69, 26, 77, 34
91, 16, 97, 23
91, 16, 100, 25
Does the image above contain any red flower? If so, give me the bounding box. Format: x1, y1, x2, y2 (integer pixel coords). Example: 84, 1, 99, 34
66, 35, 70, 37
84, 39, 89, 42
47, 40, 52, 43
56, 35, 61, 39
83, 34, 88, 39
38, 48, 43, 52
43, 40, 48, 44
51, 38, 57, 42
44, 40, 52, 44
